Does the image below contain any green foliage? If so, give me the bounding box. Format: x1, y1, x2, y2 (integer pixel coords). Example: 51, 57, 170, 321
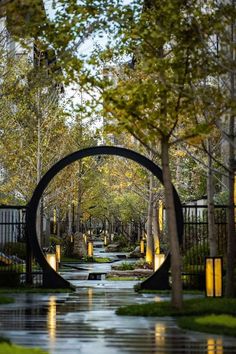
49, 236, 62, 246
177, 315, 236, 337
2, 243, 26, 260
113, 234, 130, 249
112, 259, 152, 271
134, 259, 153, 270
214, 191, 229, 205
112, 262, 136, 271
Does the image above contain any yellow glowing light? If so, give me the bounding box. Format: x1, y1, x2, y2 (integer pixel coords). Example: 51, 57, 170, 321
88, 288, 93, 310
154, 254, 165, 271
207, 338, 223, 354
145, 248, 153, 264
104, 235, 107, 246
214, 258, 222, 297
56, 245, 61, 263
205, 257, 222, 297
70, 235, 73, 243
47, 296, 56, 344
155, 323, 166, 346
158, 200, 163, 232
46, 253, 57, 271
87, 241, 93, 257
140, 239, 145, 254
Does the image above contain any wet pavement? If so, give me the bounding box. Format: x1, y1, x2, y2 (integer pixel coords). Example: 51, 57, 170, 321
0, 241, 236, 353
0, 284, 236, 354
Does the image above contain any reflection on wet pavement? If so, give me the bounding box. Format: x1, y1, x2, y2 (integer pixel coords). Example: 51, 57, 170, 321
0, 286, 236, 354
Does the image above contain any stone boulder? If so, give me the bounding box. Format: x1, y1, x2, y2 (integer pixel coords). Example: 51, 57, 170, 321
105, 243, 120, 252
128, 246, 142, 258
73, 232, 87, 258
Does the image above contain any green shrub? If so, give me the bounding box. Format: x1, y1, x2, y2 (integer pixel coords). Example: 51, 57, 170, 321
112, 234, 130, 250
112, 262, 136, 270
3, 242, 26, 260
49, 236, 62, 246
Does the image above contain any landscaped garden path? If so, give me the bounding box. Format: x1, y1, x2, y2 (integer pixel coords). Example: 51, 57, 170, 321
0, 283, 236, 354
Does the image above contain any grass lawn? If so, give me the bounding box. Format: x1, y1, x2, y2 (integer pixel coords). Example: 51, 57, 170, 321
0, 287, 73, 294
116, 298, 236, 336
107, 276, 147, 281
177, 314, 236, 337
61, 256, 111, 263
0, 343, 48, 354
0, 296, 14, 304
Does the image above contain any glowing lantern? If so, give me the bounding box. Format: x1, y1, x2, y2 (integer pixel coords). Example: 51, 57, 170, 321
205, 257, 223, 297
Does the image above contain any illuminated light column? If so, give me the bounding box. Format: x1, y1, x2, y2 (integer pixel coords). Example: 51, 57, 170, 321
154, 254, 165, 271
46, 253, 57, 272
158, 200, 163, 232
104, 234, 107, 246
140, 239, 145, 255
56, 245, 61, 264
87, 241, 93, 257
205, 257, 223, 297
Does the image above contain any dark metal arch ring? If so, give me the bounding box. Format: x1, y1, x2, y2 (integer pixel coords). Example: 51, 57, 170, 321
26, 146, 183, 288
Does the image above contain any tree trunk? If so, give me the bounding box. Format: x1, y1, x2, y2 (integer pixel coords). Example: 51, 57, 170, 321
225, 113, 235, 297
68, 204, 72, 235
207, 139, 217, 257
161, 139, 183, 309
76, 161, 83, 233
153, 201, 160, 254
225, 12, 236, 296
146, 173, 154, 265
36, 111, 42, 245
57, 207, 60, 238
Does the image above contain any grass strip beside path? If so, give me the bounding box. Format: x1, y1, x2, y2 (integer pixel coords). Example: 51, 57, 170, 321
116, 298, 236, 337
177, 315, 236, 337
116, 298, 236, 317
0, 296, 14, 304
0, 343, 48, 354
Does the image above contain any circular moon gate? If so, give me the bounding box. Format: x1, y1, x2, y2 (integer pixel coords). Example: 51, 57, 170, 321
26, 146, 183, 289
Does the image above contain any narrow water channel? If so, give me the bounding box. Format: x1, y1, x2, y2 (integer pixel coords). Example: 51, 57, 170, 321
0, 284, 235, 354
